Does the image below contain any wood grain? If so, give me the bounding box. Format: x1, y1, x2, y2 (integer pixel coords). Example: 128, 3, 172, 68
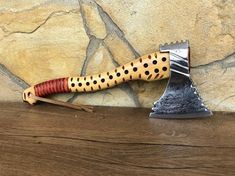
0, 102, 234, 176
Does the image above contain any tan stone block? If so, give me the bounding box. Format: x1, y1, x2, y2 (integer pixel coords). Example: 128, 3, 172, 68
0, 0, 49, 11
81, 0, 107, 39
96, 0, 235, 66
0, 3, 89, 85
191, 54, 235, 111
104, 32, 136, 65
0, 69, 23, 102
86, 42, 115, 75
0, 0, 79, 37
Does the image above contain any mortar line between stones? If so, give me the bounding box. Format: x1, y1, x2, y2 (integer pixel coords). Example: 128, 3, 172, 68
94, 1, 140, 58
67, 1, 92, 103
103, 42, 141, 107
68, 1, 102, 103
93, 1, 141, 106
121, 37, 140, 58
95, 2, 124, 36
78, 0, 93, 38
78, 0, 104, 78
80, 37, 102, 76
80, 46, 90, 77
102, 41, 120, 67
78, 0, 103, 76
0, 64, 29, 89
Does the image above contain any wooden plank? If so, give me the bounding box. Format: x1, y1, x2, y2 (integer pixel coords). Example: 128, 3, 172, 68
0, 102, 234, 176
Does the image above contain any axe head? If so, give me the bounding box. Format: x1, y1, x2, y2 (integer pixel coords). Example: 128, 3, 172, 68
150, 41, 212, 118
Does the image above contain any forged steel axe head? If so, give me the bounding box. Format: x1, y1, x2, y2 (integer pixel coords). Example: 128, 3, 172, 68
150, 41, 213, 119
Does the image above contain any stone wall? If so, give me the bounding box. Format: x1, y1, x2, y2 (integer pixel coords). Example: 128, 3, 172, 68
0, 0, 234, 111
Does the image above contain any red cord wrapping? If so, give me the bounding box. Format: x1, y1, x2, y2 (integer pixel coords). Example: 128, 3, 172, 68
34, 78, 70, 97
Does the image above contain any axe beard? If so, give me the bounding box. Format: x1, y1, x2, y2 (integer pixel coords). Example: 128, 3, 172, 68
150, 41, 212, 118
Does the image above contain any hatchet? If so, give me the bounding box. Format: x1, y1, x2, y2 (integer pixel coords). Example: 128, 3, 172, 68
22, 40, 212, 118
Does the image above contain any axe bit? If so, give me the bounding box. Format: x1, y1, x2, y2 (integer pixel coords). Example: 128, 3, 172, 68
23, 40, 212, 118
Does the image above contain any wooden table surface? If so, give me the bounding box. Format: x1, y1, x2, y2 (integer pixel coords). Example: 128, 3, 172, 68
0, 102, 234, 176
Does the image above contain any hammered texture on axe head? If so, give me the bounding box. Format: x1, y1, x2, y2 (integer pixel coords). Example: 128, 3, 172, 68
150, 41, 212, 118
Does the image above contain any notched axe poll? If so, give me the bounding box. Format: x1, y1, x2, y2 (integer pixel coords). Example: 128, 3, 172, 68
23, 40, 213, 118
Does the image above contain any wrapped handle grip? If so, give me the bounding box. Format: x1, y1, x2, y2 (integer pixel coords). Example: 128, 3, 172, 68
34, 78, 70, 97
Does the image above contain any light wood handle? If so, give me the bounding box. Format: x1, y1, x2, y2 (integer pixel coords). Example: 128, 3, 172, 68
23, 51, 170, 105
68, 51, 170, 92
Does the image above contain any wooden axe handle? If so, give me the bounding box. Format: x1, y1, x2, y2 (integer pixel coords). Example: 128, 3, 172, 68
23, 51, 170, 105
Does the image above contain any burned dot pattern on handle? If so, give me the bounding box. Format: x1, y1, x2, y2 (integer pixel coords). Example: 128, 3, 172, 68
133, 67, 138, 72
162, 67, 167, 71
68, 52, 170, 93
144, 63, 148, 68
145, 71, 150, 75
